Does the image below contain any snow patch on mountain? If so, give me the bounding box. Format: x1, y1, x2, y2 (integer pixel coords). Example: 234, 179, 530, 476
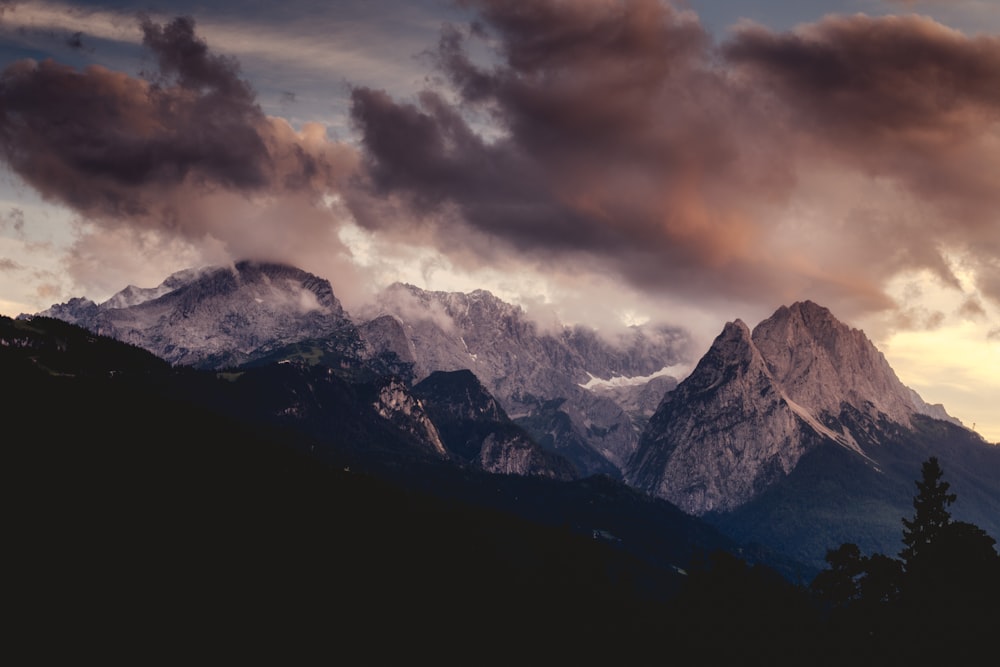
578, 363, 692, 390
782, 394, 876, 467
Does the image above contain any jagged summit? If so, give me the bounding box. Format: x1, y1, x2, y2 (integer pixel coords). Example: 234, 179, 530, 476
751, 300, 918, 426
100, 266, 219, 311
365, 281, 689, 476
628, 315, 802, 514
628, 301, 969, 515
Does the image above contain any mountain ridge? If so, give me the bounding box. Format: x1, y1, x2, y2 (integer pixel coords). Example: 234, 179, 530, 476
626, 300, 997, 569
27, 261, 996, 573
629, 301, 975, 515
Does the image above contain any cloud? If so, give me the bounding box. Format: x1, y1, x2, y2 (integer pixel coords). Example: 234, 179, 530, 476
3, 2, 1000, 336
958, 296, 986, 319
0, 16, 355, 218
724, 13, 1000, 301
0, 15, 367, 302
347, 0, 802, 309
345, 3, 1000, 321
0, 207, 24, 236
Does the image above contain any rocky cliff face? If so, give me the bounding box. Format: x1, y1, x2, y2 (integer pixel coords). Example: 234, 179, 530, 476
628, 320, 818, 514
36, 261, 367, 369
361, 283, 689, 476
751, 302, 917, 427
628, 301, 967, 515
412, 370, 575, 479
373, 377, 447, 457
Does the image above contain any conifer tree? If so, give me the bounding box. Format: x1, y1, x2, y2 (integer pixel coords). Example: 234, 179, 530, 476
899, 456, 956, 568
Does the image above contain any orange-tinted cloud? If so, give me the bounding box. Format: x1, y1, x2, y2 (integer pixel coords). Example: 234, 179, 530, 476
2, 5, 999, 327
0, 16, 366, 301
347, 0, 802, 308
349, 3, 1000, 318
725, 14, 1000, 303
0, 16, 357, 247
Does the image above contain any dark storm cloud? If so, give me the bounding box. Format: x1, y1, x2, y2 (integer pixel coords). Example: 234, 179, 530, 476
723, 15, 1000, 180
348, 2, 1000, 316
724, 14, 1000, 299
2, 2, 999, 325
0, 15, 353, 230
350, 86, 621, 252
348, 0, 795, 303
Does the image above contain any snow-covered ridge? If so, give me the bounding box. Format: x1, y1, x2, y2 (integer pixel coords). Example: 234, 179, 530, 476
578, 363, 693, 390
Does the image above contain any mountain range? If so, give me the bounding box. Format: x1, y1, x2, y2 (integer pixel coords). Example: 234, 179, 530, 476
24, 260, 1000, 573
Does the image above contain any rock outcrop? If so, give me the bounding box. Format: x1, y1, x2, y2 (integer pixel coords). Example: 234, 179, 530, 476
628, 301, 967, 515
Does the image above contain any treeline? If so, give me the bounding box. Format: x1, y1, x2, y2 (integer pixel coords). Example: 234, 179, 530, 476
808, 456, 1000, 663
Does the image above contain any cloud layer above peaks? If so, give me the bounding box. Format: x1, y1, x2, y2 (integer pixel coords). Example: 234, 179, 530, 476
2, 1, 1000, 325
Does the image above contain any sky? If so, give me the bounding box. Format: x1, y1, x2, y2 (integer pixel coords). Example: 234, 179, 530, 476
1, 0, 998, 442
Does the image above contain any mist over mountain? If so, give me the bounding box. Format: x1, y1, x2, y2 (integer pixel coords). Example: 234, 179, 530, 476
361, 282, 690, 476
28, 262, 1000, 575
37, 262, 692, 479
37, 261, 366, 370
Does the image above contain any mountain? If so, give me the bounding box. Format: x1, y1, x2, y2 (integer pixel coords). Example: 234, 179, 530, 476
628, 318, 813, 515
35, 261, 368, 369
34, 264, 690, 478
8, 313, 797, 662
412, 369, 576, 479
28, 264, 998, 575
361, 282, 689, 476
627, 301, 1000, 568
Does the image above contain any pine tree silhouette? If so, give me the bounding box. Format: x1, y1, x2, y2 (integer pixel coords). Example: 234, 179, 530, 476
899, 456, 956, 569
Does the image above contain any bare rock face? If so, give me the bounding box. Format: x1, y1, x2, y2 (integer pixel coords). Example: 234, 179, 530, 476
479, 431, 559, 477
361, 283, 689, 477
36, 261, 365, 369
751, 302, 916, 427
412, 370, 575, 480
627, 302, 962, 515
628, 321, 815, 514
373, 377, 447, 458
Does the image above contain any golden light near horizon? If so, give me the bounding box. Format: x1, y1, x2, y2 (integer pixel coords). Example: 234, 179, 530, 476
881, 321, 1000, 444
872, 260, 1000, 444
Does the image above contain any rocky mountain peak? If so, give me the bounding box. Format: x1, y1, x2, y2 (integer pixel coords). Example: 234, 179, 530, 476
627, 315, 801, 514
751, 300, 916, 426
674, 319, 765, 396
31, 296, 98, 325
629, 300, 966, 516
719, 318, 753, 348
